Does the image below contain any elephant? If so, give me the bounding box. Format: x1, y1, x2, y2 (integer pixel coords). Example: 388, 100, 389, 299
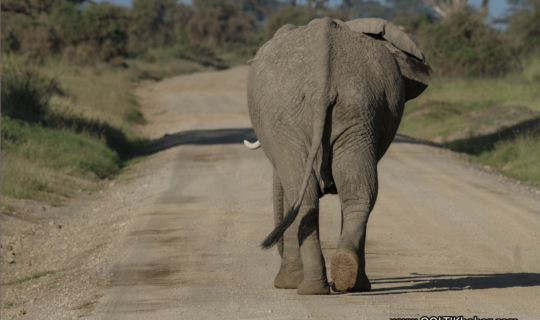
245, 17, 432, 295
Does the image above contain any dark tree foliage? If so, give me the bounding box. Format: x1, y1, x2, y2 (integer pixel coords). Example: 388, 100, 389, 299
0, 0, 88, 15
49, 1, 84, 45
1, 0, 537, 73
1, 59, 61, 123
130, 0, 193, 50
416, 10, 518, 77
0, 9, 63, 61
80, 3, 130, 61
50, 2, 130, 62
187, 0, 255, 45
506, 0, 540, 56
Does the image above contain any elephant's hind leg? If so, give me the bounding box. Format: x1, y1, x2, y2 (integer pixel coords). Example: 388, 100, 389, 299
331, 142, 378, 293
273, 168, 303, 289
279, 167, 329, 295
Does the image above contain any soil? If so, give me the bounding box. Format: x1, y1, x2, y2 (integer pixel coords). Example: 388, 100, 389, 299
2, 66, 540, 320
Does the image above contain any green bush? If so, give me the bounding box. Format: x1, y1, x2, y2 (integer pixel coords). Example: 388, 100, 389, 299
130, 0, 193, 52
1, 57, 61, 122
1, 11, 62, 62
2, 116, 121, 178
50, 1, 83, 46
124, 109, 148, 125
1, 11, 24, 53
1, 115, 31, 146
187, 0, 255, 45
79, 3, 130, 62
507, 0, 540, 56
167, 42, 216, 59
416, 11, 518, 77
3, 0, 130, 64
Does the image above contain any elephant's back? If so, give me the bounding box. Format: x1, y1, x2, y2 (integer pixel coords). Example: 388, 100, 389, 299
247, 18, 404, 163
248, 18, 400, 123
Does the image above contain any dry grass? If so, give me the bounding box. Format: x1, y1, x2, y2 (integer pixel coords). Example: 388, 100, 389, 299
39, 60, 144, 137
400, 57, 540, 183
1, 55, 211, 205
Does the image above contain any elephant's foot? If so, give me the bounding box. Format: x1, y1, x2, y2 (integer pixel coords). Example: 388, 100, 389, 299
330, 250, 371, 293
274, 269, 303, 289
297, 278, 330, 295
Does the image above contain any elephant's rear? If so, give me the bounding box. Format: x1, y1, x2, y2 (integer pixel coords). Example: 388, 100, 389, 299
247, 18, 405, 168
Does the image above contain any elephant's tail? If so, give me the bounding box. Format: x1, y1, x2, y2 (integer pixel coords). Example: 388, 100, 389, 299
261, 101, 330, 250
260, 17, 336, 250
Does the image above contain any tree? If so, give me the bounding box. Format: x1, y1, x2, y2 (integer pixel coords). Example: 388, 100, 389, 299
1, 0, 93, 15
506, 0, 540, 55
130, 0, 193, 49
416, 10, 517, 77
81, 2, 130, 61
187, 0, 255, 45
420, 0, 489, 18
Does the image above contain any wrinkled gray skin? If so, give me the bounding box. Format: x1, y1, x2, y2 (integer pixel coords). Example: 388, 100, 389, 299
247, 17, 432, 295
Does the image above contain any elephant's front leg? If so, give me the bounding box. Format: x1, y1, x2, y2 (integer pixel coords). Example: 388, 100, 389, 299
283, 173, 329, 295
273, 169, 303, 289
331, 143, 378, 293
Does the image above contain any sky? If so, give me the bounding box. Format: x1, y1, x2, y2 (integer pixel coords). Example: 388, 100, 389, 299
468, 0, 511, 21
97, 0, 512, 23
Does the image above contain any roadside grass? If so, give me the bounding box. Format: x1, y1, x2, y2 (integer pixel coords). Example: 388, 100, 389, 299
1, 57, 132, 203
401, 78, 540, 141
38, 58, 149, 133
125, 57, 207, 82
472, 136, 540, 182
125, 42, 257, 82
0, 57, 143, 203
2, 116, 120, 178
400, 58, 540, 183
1, 155, 62, 204
1, 49, 253, 205
2, 271, 56, 286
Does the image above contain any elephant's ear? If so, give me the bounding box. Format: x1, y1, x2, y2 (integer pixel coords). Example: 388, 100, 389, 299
333, 19, 349, 29
345, 18, 432, 101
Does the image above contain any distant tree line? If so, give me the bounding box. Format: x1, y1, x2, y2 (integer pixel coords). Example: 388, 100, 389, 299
1, 0, 539, 76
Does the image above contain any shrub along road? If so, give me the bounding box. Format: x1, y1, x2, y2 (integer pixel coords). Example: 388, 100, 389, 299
2, 66, 540, 319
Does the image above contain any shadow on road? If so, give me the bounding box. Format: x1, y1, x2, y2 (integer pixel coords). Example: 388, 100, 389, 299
394, 115, 540, 155
353, 272, 540, 295
144, 128, 257, 155
145, 129, 441, 155
393, 133, 443, 148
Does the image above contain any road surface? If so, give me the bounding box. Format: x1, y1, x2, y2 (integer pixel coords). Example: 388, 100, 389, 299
91, 66, 540, 319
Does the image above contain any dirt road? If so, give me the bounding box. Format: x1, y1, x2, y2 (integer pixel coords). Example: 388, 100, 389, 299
3, 66, 539, 319
91, 66, 540, 319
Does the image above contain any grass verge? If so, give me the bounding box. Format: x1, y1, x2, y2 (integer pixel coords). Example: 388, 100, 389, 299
1, 48, 254, 205
401, 79, 540, 141
400, 57, 540, 183
466, 136, 540, 182
2, 116, 121, 177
